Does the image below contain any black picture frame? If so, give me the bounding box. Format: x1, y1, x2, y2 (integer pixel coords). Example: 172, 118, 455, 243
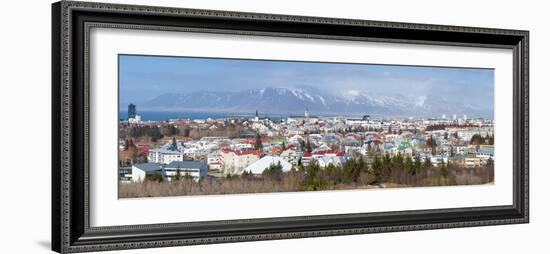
51, 1, 529, 253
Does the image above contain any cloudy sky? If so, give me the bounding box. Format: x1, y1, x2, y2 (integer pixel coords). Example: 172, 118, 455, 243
119, 54, 494, 107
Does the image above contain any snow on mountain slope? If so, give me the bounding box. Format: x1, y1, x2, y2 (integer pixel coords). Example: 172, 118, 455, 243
140, 86, 491, 117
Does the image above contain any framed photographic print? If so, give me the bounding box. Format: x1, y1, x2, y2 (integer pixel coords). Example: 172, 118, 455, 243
52, 1, 529, 253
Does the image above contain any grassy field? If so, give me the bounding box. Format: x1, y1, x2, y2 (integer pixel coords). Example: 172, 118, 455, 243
119, 165, 494, 198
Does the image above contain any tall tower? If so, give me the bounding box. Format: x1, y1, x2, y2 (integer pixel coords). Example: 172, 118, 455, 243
254, 110, 259, 122
128, 104, 136, 119
304, 107, 310, 118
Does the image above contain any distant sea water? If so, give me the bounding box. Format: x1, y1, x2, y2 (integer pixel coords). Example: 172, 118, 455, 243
120, 111, 242, 121
120, 110, 483, 122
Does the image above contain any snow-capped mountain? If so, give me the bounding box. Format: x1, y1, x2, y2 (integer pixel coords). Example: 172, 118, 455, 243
138, 86, 492, 117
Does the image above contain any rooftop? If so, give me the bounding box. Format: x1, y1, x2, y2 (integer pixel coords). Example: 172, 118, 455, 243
165, 161, 208, 170
133, 163, 162, 172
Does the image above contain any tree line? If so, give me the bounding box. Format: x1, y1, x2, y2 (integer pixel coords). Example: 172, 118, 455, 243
470, 133, 494, 146
121, 123, 246, 142
251, 153, 459, 191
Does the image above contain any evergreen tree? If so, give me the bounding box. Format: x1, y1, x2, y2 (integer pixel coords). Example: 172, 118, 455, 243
130, 146, 138, 164
305, 139, 312, 153
483, 133, 490, 144
367, 144, 374, 157
404, 155, 415, 175
254, 133, 263, 151
486, 157, 494, 167
413, 155, 422, 174
426, 135, 437, 155
183, 172, 193, 180
304, 162, 322, 190
174, 168, 182, 181
371, 155, 383, 183
262, 161, 283, 180
381, 152, 392, 181
392, 152, 404, 172
325, 163, 336, 183
423, 156, 432, 169
357, 156, 367, 173
450, 145, 455, 157
145, 172, 163, 182
439, 161, 448, 178
241, 170, 252, 178
342, 158, 360, 183
170, 137, 178, 151
470, 134, 484, 145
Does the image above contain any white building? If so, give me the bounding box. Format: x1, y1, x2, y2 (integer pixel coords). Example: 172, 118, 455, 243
429, 155, 449, 167
148, 140, 186, 164
280, 149, 302, 165
286, 125, 305, 136
345, 118, 369, 126
128, 115, 141, 124
163, 161, 208, 181
207, 151, 223, 170
301, 150, 347, 167
130, 161, 208, 182
148, 148, 183, 165
317, 156, 346, 168
244, 156, 293, 174
287, 134, 304, 145
454, 144, 468, 155
230, 143, 254, 151
131, 163, 163, 182
220, 149, 261, 174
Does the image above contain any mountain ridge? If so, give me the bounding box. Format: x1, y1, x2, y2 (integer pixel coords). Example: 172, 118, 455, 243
133, 86, 492, 118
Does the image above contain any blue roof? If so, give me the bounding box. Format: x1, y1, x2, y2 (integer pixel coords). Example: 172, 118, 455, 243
411, 136, 425, 141
343, 140, 360, 146
133, 163, 162, 172
150, 147, 181, 154
165, 161, 208, 170
479, 147, 494, 155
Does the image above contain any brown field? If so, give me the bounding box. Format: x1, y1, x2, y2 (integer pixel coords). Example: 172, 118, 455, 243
119, 165, 494, 198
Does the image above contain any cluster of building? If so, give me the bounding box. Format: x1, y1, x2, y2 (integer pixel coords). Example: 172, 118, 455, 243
120, 106, 494, 183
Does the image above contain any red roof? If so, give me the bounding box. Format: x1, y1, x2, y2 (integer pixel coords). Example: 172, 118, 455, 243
138, 147, 150, 156
243, 137, 271, 144
302, 150, 345, 158
314, 150, 336, 155
234, 150, 262, 156
221, 148, 261, 157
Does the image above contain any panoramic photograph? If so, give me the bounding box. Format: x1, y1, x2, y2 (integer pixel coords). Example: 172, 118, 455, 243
117, 55, 495, 198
